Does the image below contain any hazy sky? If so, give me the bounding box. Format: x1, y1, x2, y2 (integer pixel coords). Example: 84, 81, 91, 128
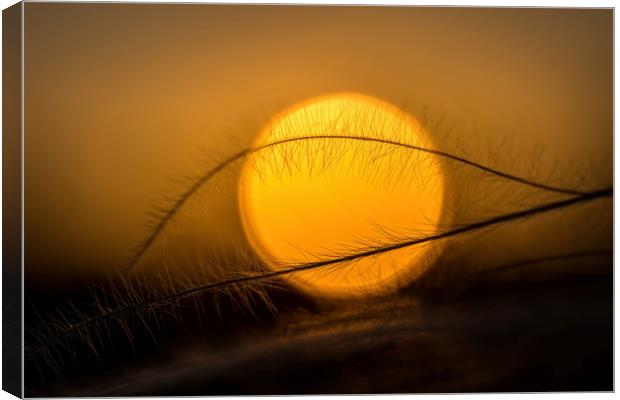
24, 4, 612, 289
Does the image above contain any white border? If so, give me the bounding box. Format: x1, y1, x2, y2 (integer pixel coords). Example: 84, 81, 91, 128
0, 1, 615, 400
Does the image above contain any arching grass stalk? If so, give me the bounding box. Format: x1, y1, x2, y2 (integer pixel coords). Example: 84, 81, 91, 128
128, 134, 593, 270
30, 187, 611, 360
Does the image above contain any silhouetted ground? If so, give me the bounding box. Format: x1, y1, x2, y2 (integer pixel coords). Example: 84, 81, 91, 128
31, 278, 612, 396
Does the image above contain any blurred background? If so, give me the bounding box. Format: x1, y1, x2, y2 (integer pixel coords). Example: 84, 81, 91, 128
21, 4, 613, 395
24, 4, 612, 291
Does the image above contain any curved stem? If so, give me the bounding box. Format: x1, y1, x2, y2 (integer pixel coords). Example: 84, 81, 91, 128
33, 187, 611, 356
475, 249, 612, 279
128, 134, 591, 269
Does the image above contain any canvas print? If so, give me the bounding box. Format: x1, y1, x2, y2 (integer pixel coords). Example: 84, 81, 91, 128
2, 3, 613, 397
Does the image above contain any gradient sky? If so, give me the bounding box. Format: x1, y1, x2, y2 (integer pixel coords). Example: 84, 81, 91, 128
23, 4, 612, 289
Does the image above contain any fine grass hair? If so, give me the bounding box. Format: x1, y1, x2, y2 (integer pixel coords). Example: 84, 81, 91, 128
25, 101, 613, 384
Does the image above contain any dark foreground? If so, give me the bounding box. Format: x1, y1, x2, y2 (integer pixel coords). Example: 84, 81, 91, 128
37, 278, 612, 396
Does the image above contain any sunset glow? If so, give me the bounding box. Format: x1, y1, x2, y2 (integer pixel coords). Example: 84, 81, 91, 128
239, 93, 445, 297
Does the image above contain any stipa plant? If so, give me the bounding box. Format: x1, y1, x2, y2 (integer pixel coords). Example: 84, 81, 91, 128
128, 134, 589, 271
25, 103, 613, 388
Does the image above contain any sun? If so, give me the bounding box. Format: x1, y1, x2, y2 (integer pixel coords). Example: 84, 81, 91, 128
238, 93, 445, 298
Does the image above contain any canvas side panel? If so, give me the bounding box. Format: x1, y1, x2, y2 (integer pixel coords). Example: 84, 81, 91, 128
2, 2, 23, 398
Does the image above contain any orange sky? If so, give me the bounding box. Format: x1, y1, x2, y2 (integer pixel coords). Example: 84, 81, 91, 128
23, 4, 612, 289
